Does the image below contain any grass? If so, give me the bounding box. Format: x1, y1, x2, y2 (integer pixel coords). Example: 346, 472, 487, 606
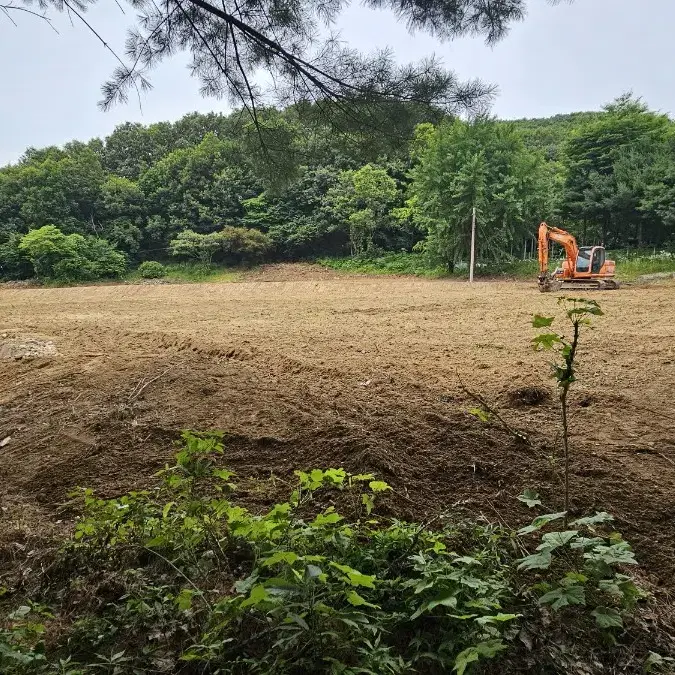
319, 253, 540, 279
609, 250, 675, 281
319, 251, 675, 283
126, 262, 243, 284
318, 252, 447, 277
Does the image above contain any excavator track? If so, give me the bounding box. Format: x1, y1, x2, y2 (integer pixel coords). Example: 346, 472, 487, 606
538, 278, 621, 293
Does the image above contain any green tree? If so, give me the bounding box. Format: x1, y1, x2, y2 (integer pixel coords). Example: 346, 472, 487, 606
561, 94, 671, 245
326, 164, 399, 255
169, 230, 222, 265
7, 0, 532, 137
18, 225, 126, 281
18, 225, 74, 279
218, 226, 272, 265
410, 119, 553, 270
97, 175, 146, 253
140, 134, 260, 245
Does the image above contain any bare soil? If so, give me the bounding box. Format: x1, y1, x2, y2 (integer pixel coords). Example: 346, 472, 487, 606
1, 271, 674, 591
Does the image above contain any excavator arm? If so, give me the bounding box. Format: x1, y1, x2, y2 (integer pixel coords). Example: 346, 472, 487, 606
538, 222, 579, 277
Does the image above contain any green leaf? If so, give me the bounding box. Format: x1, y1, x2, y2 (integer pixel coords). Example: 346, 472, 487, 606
212, 468, 235, 481
346, 590, 380, 609
329, 562, 376, 588
572, 512, 614, 527
532, 315, 555, 328
175, 589, 195, 611
538, 530, 579, 551
644, 651, 675, 673
454, 640, 507, 675
592, 606, 623, 629
262, 551, 299, 567
532, 333, 563, 351
518, 549, 553, 571
368, 480, 391, 493
323, 468, 347, 484
468, 407, 490, 423
288, 613, 309, 630
538, 584, 585, 610
240, 584, 272, 608
311, 511, 343, 527
8, 606, 31, 620
361, 493, 375, 515
585, 541, 638, 566
517, 489, 542, 508
411, 589, 458, 619
518, 511, 567, 535
162, 501, 176, 519
454, 647, 480, 675
305, 565, 326, 582
351, 473, 375, 482
562, 572, 588, 585
452, 556, 480, 566
475, 613, 521, 625
309, 469, 324, 484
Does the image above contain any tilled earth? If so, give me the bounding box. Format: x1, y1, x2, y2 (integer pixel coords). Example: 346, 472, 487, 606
0, 270, 674, 592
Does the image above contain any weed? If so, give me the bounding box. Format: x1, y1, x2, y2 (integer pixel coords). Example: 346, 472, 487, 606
127, 262, 242, 283
0, 431, 656, 674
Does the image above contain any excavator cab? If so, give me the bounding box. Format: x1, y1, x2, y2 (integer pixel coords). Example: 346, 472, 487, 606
576, 246, 606, 274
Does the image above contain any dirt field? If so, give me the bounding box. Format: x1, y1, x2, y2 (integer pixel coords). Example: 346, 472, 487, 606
1, 270, 674, 589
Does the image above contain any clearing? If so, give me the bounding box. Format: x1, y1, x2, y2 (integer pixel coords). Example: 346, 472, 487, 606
1, 270, 674, 589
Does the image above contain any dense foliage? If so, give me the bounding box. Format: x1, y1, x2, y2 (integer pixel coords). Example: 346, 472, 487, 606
1, 96, 675, 281
0, 431, 662, 674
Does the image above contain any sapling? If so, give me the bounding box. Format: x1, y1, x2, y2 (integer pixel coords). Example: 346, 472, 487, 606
532, 297, 603, 522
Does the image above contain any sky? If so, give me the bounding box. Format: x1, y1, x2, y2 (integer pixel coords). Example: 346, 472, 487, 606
1, 0, 674, 165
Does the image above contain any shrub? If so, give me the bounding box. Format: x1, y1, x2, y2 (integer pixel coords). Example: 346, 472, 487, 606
219, 224, 271, 264
138, 260, 167, 279
169, 226, 272, 267
17, 225, 127, 282
17, 225, 73, 279
0, 432, 654, 675
169, 230, 221, 265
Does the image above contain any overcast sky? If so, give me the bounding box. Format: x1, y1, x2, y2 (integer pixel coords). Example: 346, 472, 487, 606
1, 0, 674, 165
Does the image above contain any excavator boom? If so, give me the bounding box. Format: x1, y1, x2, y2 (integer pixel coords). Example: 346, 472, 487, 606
537, 222, 619, 292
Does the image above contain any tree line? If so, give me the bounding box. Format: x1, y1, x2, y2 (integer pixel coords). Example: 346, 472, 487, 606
1, 95, 674, 282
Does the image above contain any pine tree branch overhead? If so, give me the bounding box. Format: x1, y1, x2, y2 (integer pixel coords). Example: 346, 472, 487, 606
2, 0, 562, 121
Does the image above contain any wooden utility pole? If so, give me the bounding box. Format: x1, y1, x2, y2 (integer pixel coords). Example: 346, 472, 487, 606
469, 206, 477, 283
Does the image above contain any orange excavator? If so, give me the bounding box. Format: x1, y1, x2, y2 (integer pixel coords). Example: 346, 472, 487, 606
537, 222, 619, 292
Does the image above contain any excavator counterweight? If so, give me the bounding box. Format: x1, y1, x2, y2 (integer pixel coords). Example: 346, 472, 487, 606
537, 222, 620, 293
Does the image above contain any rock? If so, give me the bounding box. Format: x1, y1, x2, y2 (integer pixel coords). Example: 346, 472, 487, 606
0, 337, 59, 360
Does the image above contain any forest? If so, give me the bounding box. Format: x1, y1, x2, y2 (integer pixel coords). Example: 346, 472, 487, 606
1, 94, 674, 282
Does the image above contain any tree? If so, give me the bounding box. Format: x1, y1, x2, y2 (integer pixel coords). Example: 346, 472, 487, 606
326, 165, 399, 255
18, 225, 126, 281
18, 225, 74, 279
561, 94, 671, 245
139, 134, 260, 245
3, 0, 535, 136
97, 175, 146, 253
409, 119, 553, 270
102, 122, 176, 180
169, 230, 222, 265
219, 225, 271, 264
170, 226, 271, 265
